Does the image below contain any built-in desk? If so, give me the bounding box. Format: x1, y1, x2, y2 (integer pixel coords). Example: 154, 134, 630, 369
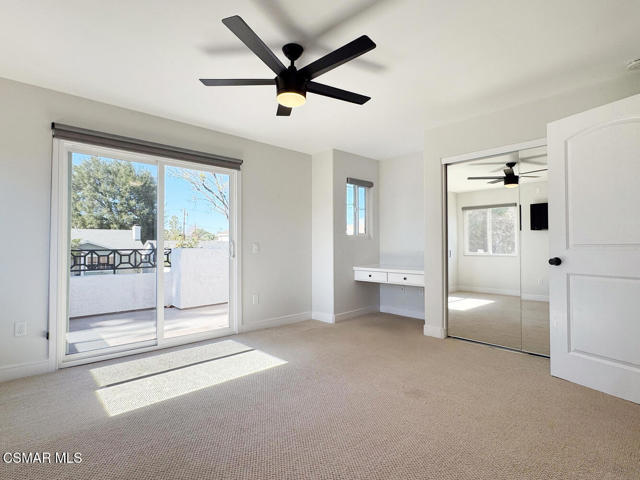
353, 265, 424, 287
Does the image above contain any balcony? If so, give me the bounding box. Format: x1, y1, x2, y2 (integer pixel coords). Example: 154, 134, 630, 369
68, 245, 229, 354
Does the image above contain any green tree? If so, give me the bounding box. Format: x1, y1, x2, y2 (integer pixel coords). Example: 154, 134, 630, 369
191, 228, 216, 241
72, 157, 157, 242
164, 215, 183, 241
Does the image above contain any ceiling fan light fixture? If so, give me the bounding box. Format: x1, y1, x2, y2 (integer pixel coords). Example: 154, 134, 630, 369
277, 90, 306, 108
504, 176, 519, 188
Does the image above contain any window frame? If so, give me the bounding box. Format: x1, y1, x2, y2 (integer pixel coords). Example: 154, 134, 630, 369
463, 204, 519, 257
346, 182, 369, 237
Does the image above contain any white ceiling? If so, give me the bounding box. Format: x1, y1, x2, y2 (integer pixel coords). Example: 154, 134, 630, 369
0, 0, 639, 159
448, 147, 547, 193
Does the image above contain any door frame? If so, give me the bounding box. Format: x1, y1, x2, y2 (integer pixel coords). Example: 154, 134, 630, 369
48, 138, 242, 369
440, 138, 546, 338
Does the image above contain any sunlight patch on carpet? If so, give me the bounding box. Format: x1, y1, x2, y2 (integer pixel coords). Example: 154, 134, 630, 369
90, 340, 253, 387
448, 297, 494, 311
95, 349, 286, 416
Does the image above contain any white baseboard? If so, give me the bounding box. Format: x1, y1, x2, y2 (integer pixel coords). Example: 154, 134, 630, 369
453, 286, 549, 302
240, 311, 311, 333
380, 305, 425, 320
0, 359, 52, 383
454, 285, 520, 297
521, 293, 549, 302
334, 305, 378, 323
423, 324, 446, 339
313, 305, 378, 324
311, 311, 335, 323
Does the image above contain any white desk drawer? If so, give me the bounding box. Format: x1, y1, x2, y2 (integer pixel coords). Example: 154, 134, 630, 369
355, 270, 388, 283
388, 272, 424, 286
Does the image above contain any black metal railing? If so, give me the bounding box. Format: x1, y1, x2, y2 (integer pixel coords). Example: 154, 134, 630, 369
70, 248, 171, 274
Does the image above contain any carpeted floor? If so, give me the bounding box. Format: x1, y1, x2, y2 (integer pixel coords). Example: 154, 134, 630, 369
1, 313, 638, 479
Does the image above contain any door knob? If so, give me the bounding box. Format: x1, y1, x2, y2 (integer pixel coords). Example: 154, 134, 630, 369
548, 257, 562, 266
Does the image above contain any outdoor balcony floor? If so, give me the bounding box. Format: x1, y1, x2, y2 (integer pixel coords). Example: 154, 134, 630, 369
67, 303, 229, 354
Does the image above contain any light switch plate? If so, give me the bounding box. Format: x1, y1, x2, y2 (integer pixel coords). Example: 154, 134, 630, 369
251, 242, 260, 254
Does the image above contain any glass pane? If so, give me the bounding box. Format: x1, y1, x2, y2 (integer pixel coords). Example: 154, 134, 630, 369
447, 160, 521, 352
357, 187, 366, 235
163, 166, 230, 338
68, 153, 157, 354
466, 209, 488, 253
346, 184, 355, 235
519, 146, 550, 355
491, 206, 516, 254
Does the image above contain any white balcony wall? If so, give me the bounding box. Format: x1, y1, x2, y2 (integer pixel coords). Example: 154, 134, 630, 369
69, 246, 229, 318
69, 271, 167, 318
170, 245, 229, 309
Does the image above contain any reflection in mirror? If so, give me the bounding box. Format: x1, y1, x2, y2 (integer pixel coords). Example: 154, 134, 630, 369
446, 146, 549, 355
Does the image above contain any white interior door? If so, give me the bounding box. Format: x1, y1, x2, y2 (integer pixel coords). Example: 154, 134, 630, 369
548, 93, 640, 403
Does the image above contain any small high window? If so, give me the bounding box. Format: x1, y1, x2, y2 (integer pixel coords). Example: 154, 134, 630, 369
346, 178, 372, 236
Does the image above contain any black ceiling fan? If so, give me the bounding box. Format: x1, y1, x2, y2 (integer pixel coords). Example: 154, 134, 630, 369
199, 15, 376, 116
467, 162, 547, 188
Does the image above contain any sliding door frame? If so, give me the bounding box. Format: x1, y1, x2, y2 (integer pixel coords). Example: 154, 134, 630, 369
49, 139, 241, 369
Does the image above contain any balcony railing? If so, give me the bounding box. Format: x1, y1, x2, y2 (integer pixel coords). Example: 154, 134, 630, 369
70, 248, 171, 274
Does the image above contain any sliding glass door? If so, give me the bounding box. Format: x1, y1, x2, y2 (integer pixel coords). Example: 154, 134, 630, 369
60, 143, 237, 363
162, 164, 231, 339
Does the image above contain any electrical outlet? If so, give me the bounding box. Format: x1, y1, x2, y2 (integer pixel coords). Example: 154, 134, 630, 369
14, 321, 27, 337
252, 294, 259, 305
401, 287, 406, 294
538, 279, 544, 286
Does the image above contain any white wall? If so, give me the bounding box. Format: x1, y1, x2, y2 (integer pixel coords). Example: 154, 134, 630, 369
424, 74, 640, 338
170, 246, 229, 309
311, 149, 380, 322
453, 187, 520, 296
448, 182, 549, 299
332, 150, 379, 319
311, 151, 334, 321
446, 191, 457, 292
519, 182, 549, 301
0, 77, 311, 379
378, 152, 425, 319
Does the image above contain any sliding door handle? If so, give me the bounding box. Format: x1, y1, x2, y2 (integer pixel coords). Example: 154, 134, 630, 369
548, 257, 562, 266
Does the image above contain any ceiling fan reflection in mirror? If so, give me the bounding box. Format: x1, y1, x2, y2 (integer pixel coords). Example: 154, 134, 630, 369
199, 15, 376, 116
467, 161, 547, 188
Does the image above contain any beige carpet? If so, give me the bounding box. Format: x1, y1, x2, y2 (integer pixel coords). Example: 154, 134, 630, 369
449, 291, 550, 355
1, 313, 638, 479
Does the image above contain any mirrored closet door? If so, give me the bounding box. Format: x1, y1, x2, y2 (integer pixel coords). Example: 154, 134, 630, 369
446, 146, 550, 356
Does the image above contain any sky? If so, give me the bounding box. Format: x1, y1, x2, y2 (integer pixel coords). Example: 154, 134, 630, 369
72, 153, 229, 234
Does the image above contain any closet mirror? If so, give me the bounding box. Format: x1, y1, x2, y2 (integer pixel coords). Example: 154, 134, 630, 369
446, 146, 549, 356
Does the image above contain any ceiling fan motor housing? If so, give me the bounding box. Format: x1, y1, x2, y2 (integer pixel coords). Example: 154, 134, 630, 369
276, 67, 308, 99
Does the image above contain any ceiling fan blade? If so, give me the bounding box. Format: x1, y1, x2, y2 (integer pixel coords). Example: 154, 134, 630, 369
520, 175, 540, 178
222, 15, 286, 75
299, 35, 376, 80
307, 82, 370, 104
276, 104, 292, 116
519, 168, 547, 175
488, 179, 504, 184
467, 176, 504, 180
471, 162, 509, 166
199, 79, 275, 86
